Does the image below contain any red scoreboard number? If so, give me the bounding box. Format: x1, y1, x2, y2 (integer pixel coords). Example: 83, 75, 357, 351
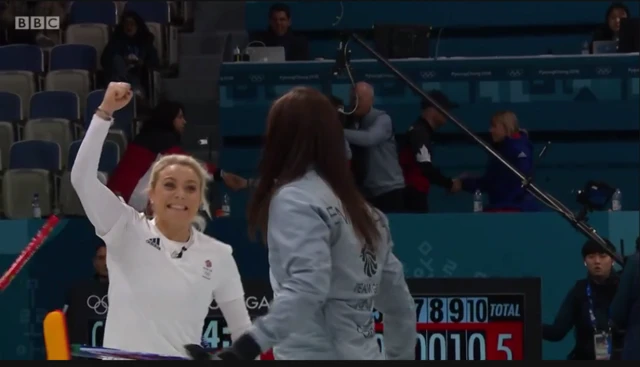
374, 295, 525, 360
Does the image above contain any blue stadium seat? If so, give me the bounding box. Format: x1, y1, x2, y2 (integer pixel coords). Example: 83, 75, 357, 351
0, 44, 44, 73
68, 140, 119, 173
9, 140, 61, 171
85, 90, 135, 137
30, 91, 80, 121
49, 44, 98, 72
124, 1, 170, 24
68, 1, 117, 26
0, 91, 22, 121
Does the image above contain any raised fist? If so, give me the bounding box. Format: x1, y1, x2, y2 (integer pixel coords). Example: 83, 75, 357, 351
100, 82, 133, 115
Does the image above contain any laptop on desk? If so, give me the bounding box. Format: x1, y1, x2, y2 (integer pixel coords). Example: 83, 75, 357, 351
245, 46, 286, 62
592, 40, 618, 54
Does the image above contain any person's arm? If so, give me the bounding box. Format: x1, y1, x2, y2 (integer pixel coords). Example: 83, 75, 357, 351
70, 111, 135, 244
212, 246, 252, 341
610, 254, 639, 328
234, 186, 332, 358
343, 114, 393, 147
542, 284, 576, 341
408, 127, 453, 189
373, 212, 415, 360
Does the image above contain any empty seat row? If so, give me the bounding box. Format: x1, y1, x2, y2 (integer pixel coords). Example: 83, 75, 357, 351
0, 89, 136, 138
0, 120, 126, 172
2, 168, 109, 219
0, 44, 96, 73
1, 139, 118, 219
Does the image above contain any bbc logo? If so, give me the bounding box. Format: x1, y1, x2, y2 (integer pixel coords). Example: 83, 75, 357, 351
14, 16, 60, 30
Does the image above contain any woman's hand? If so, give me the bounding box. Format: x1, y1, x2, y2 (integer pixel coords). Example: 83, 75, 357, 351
99, 82, 132, 115
222, 172, 248, 191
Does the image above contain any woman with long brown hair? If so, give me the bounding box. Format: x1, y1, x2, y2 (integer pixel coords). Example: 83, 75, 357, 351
190, 87, 415, 360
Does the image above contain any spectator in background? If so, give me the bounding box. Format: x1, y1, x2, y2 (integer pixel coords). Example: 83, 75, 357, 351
592, 2, 629, 45
63, 243, 109, 346
610, 237, 640, 360
398, 91, 459, 213
343, 82, 405, 213
455, 111, 538, 212
107, 100, 248, 214
101, 11, 159, 98
543, 240, 623, 360
250, 3, 309, 61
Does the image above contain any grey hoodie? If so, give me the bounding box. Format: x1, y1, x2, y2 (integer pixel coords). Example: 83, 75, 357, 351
247, 170, 415, 360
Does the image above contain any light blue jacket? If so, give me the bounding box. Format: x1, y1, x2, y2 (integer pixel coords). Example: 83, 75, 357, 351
248, 170, 415, 360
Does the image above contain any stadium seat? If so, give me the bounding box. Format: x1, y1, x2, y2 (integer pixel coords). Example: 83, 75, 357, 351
0, 91, 22, 121
68, 140, 120, 174
9, 140, 61, 171
45, 70, 92, 112
30, 91, 80, 121
59, 170, 108, 216
0, 71, 36, 118
85, 90, 135, 137
2, 169, 53, 219
65, 24, 110, 70
68, 1, 118, 25
146, 22, 165, 65
49, 44, 98, 72
0, 121, 15, 169
24, 119, 74, 168
0, 44, 44, 73
124, 1, 170, 24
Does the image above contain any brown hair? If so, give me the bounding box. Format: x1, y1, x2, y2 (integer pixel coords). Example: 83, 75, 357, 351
247, 87, 381, 249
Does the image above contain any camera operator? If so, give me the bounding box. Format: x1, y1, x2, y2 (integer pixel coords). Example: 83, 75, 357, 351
543, 239, 623, 360
342, 82, 405, 213
610, 236, 640, 360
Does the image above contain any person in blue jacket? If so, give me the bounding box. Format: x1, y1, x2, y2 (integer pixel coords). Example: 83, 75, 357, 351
455, 110, 538, 212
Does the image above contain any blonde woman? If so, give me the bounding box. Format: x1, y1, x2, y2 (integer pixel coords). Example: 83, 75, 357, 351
456, 110, 538, 212
70, 82, 252, 357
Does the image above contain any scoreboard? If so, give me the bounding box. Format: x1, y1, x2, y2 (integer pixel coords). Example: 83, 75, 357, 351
88, 278, 541, 360
374, 278, 541, 360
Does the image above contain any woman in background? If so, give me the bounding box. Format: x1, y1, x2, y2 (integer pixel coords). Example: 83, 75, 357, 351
454, 110, 538, 212
592, 2, 629, 45
107, 100, 248, 213
101, 11, 160, 97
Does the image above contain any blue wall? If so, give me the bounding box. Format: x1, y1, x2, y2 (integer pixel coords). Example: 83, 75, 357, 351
0, 212, 637, 360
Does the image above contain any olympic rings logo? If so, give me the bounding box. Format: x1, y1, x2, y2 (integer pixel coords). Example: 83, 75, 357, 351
87, 295, 109, 315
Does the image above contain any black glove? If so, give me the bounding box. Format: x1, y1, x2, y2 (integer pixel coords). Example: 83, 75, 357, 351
215, 334, 262, 360
184, 344, 215, 360
184, 333, 262, 361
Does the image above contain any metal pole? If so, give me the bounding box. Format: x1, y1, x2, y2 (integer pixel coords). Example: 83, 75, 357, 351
346, 33, 623, 265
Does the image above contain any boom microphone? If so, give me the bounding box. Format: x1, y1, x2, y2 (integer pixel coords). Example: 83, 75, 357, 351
333, 33, 351, 76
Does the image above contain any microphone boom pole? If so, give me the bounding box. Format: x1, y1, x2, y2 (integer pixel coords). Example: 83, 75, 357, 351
343, 33, 623, 265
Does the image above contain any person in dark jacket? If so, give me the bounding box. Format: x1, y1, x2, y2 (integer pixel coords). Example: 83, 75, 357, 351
250, 3, 309, 61
63, 243, 109, 346
610, 236, 640, 360
457, 110, 538, 212
107, 100, 247, 213
591, 2, 629, 47
101, 11, 160, 97
398, 91, 459, 213
543, 240, 623, 360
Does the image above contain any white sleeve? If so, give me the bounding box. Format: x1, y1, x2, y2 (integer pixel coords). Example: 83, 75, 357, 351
70, 114, 136, 245
217, 298, 252, 341
212, 246, 251, 341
